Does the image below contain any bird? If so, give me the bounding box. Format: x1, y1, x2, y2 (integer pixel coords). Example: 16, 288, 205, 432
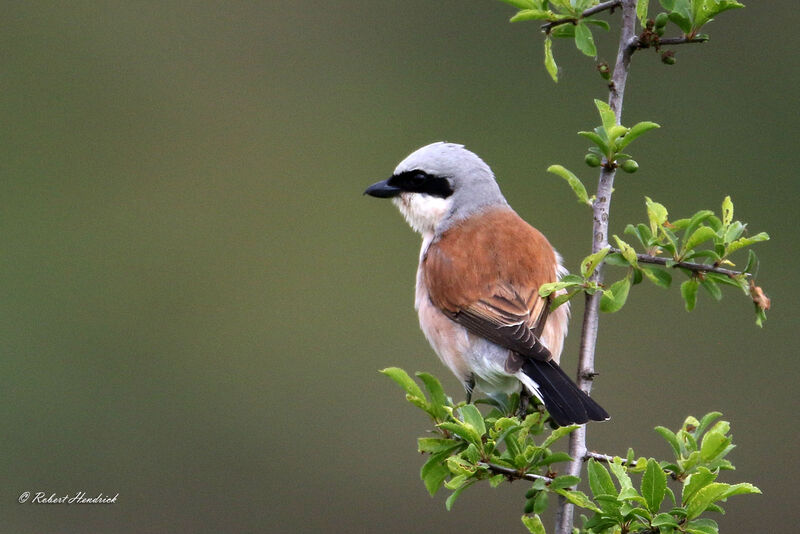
364, 142, 608, 426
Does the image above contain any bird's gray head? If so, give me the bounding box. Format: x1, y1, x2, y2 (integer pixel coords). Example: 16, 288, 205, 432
364, 142, 508, 235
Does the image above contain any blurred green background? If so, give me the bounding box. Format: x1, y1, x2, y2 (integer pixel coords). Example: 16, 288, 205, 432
2, 2, 797, 532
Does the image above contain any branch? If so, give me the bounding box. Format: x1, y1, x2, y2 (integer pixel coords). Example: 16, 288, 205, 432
479, 462, 554, 483
583, 451, 626, 464
656, 36, 709, 46
554, 1, 638, 533
610, 248, 749, 277
541, 0, 621, 33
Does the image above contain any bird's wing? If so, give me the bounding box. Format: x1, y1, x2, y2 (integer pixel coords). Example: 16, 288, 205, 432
423, 208, 559, 363
442, 282, 552, 363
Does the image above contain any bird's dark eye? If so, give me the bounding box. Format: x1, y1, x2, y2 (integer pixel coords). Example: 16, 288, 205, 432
411, 172, 427, 185
386, 170, 453, 199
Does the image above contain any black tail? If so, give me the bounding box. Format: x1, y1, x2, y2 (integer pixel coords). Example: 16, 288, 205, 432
521, 359, 609, 426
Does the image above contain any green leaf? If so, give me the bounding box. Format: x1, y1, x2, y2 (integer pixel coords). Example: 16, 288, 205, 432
446, 456, 477, 478
581, 246, 611, 278
607, 125, 628, 148
743, 249, 758, 274
445, 479, 476, 510
641, 266, 672, 288
700, 431, 731, 462
549, 290, 579, 310
685, 481, 760, 521
417, 372, 448, 420
600, 276, 631, 313
541, 424, 580, 448
652, 513, 680, 528
721, 482, 761, 498
584, 19, 611, 31
681, 279, 699, 311
460, 404, 487, 437
551, 475, 581, 490
696, 411, 724, 436
438, 422, 482, 446
726, 232, 769, 254
380, 367, 426, 402
555, 489, 602, 513
625, 223, 644, 247
614, 235, 639, 267
685, 483, 730, 519
496, 0, 538, 9
510, 8, 555, 22
665, 486, 677, 505
700, 278, 722, 301
550, 23, 576, 38
421, 457, 450, 496
588, 459, 618, 498
693, 0, 745, 29
721, 196, 734, 227
723, 220, 744, 245
617, 121, 660, 150
539, 275, 583, 297
683, 226, 717, 254
608, 458, 633, 491
682, 467, 718, 504
669, 11, 692, 33
685, 517, 720, 534
645, 197, 669, 235
641, 458, 667, 514
681, 210, 715, 245
533, 490, 548, 513
578, 131, 612, 159
574, 22, 597, 57
521, 514, 546, 534
547, 164, 590, 205
604, 252, 629, 267
618, 486, 646, 503
594, 99, 617, 133
637, 0, 649, 23
544, 36, 558, 82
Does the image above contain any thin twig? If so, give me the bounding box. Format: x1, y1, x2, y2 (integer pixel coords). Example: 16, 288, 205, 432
541, 0, 622, 33
479, 462, 555, 483
609, 248, 749, 277
583, 451, 630, 465
656, 35, 709, 46
554, 2, 638, 533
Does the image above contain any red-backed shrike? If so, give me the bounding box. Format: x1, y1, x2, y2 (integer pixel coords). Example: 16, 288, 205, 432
365, 142, 608, 426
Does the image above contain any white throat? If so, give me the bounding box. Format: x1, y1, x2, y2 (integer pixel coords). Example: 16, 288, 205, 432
392, 193, 452, 236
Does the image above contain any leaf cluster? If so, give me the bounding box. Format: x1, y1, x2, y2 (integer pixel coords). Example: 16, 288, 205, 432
496, 0, 744, 82
566, 412, 760, 534
540, 194, 768, 325
380, 367, 580, 511
658, 0, 744, 39
607, 196, 768, 323
499, 0, 611, 81
381, 368, 760, 534
546, 99, 659, 211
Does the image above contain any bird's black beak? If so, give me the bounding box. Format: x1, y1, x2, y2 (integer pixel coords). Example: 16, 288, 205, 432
364, 179, 402, 198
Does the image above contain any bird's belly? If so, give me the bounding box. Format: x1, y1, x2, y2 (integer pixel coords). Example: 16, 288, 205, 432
417, 295, 520, 395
